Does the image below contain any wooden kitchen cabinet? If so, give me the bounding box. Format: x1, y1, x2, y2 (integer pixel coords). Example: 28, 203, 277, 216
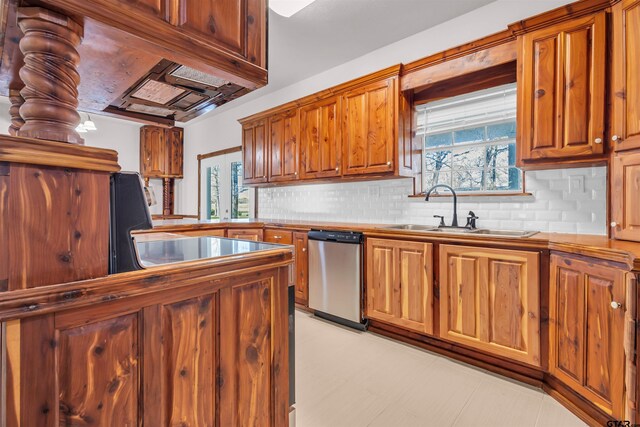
242, 119, 268, 184
268, 109, 299, 182
299, 96, 342, 179
342, 78, 396, 175
517, 12, 607, 167
140, 125, 184, 178
293, 232, 309, 305
612, 150, 640, 242
227, 228, 263, 241
264, 228, 293, 245
366, 238, 434, 334
439, 245, 540, 366
612, 0, 640, 152
549, 254, 626, 417
173, 229, 226, 238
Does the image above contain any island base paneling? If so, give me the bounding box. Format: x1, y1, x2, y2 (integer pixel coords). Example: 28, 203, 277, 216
1, 265, 290, 426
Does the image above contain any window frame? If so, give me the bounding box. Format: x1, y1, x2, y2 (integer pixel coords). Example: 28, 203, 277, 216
416, 82, 525, 196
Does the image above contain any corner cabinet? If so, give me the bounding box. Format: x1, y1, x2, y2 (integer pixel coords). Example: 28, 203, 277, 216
439, 245, 540, 366
242, 119, 268, 184
549, 254, 626, 418
299, 96, 342, 179
365, 238, 434, 334
342, 78, 396, 175
612, 0, 640, 152
517, 11, 607, 167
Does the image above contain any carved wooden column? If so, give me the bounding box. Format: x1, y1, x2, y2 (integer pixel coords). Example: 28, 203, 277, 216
162, 177, 175, 216
16, 8, 84, 144
8, 89, 24, 136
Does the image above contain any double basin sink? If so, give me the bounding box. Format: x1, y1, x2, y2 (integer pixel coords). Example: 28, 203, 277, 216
382, 224, 538, 238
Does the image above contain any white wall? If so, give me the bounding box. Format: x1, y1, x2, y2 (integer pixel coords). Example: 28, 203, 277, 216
181, 0, 575, 216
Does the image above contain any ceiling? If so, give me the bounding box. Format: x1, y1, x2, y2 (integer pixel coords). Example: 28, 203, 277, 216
194, 0, 496, 120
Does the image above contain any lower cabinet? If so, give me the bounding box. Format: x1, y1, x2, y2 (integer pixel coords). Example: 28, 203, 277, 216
13, 275, 288, 426
549, 253, 626, 418
293, 232, 309, 305
365, 238, 434, 334
227, 228, 264, 241
439, 245, 541, 366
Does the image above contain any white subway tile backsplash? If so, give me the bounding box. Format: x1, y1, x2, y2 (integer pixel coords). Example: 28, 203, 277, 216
257, 167, 607, 235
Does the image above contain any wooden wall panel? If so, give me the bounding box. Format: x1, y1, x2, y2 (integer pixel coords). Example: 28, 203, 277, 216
58, 314, 140, 425
162, 295, 216, 425
7, 164, 110, 290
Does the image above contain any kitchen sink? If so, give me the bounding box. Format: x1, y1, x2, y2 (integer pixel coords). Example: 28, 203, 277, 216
382, 224, 439, 231
472, 229, 539, 238
380, 224, 538, 238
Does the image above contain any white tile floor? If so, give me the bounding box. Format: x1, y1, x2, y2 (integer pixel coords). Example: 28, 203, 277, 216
294, 310, 587, 427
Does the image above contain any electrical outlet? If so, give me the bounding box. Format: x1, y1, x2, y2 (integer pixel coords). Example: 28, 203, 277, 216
569, 175, 585, 193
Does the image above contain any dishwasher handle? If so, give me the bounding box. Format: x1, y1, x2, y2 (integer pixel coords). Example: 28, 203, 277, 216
307, 230, 363, 244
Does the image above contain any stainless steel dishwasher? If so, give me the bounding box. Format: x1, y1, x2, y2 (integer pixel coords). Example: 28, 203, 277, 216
308, 230, 367, 330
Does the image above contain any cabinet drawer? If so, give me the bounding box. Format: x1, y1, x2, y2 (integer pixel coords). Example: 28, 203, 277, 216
227, 228, 263, 241
264, 229, 293, 245
174, 229, 226, 238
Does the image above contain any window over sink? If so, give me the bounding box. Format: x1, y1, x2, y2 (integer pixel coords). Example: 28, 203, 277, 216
417, 83, 522, 193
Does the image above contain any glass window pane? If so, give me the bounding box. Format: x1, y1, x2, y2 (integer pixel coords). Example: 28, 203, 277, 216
453, 146, 484, 170
453, 169, 482, 191
425, 150, 452, 171
485, 144, 511, 169
426, 132, 453, 148
424, 171, 451, 189
231, 161, 250, 219
209, 166, 220, 219
454, 127, 484, 144
485, 167, 521, 190
487, 122, 516, 140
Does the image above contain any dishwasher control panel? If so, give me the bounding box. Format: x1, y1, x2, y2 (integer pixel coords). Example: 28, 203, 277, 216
308, 230, 363, 244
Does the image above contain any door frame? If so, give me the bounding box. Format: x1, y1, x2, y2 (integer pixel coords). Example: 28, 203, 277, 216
197, 146, 256, 220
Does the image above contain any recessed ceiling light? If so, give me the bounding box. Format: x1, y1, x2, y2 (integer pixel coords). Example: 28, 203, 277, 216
270, 0, 317, 17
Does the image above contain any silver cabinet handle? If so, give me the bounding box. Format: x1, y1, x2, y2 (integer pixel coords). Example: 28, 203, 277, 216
594, 137, 603, 144
302, 248, 306, 252
294, 171, 298, 176
612, 135, 622, 143
335, 167, 339, 172
386, 161, 392, 166
611, 221, 618, 228
611, 301, 622, 309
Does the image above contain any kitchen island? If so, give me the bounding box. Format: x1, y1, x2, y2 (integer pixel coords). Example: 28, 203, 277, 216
0, 233, 293, 426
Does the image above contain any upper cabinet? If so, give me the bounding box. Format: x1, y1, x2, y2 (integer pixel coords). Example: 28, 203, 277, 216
342, 78, 396, 175
611, 150, 640, 241
242, 119, 268, 184
140, 126, 184, 178
299, 96, 342, 179
239, 66, 417, 186
268, 109, 299, 182
517, 11, 607, 167
611, 0, 640, 152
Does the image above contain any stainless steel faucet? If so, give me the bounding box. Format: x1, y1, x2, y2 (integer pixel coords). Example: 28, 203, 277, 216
424, 184, 458, 227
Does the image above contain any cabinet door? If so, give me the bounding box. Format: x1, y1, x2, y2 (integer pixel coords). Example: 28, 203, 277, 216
268, 110, 299, 182
612, 151, 640, 242
439, 245, 540, 366
173, 0, 266, 67
242, 120, 268, 184
549, 254, 626, 417
299, 97, 342, 179
517, 12, 606, 165
140, 126, 166, 177
227, 228, 263, 241
366, 238, 433, 334
166, 127, 184, 177
342, 78, 396, 175
293, 232, 309, 306
612, 0, 640, 152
